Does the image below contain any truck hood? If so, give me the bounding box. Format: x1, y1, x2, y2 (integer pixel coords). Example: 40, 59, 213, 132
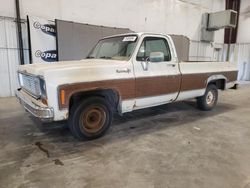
18, 59, 126, 76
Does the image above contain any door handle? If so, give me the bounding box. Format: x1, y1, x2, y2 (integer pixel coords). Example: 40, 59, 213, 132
116, 68, 131, 73
166, 63, 176, 67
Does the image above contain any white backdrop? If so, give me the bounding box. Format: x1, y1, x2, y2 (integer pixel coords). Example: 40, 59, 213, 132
28, 16, 57, 63
0, 0, 226, 43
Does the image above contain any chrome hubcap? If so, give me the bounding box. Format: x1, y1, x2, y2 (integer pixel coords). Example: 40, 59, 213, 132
206, 91, 214, 105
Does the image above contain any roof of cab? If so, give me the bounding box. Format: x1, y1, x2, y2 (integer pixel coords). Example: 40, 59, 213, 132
102, 32, 169, 39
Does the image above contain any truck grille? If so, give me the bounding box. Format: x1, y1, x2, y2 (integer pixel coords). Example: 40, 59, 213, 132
19, 73, 41, 97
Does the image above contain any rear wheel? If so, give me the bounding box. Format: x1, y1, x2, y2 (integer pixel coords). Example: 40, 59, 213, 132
197, 84, 218, 111
68, 97, 113, 140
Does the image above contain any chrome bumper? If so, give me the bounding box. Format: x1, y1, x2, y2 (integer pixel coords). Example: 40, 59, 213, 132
15, 89, 54, 121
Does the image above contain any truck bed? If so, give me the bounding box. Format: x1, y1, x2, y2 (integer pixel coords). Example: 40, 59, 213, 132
176, 61, 238, 101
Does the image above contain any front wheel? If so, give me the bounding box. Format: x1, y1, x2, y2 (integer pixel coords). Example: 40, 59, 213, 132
197, 84, 218, 111
68, 97, 113, 140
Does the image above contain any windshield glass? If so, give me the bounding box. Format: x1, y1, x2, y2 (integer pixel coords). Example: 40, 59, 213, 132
86, 35, 138, 60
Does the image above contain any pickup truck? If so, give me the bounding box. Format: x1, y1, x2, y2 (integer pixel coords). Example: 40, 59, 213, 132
16, 33, 238, 140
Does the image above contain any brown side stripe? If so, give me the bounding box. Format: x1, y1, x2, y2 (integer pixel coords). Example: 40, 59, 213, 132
58, 70, 238, 109
59, 79, 136, 109
180, 71, 238, 91
135, 75, 181, 98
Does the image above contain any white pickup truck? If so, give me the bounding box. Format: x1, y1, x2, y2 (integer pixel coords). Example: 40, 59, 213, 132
16, 33, 238, 140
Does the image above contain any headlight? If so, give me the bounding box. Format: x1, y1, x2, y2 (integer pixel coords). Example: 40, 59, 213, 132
18, 72, 47, 99
39, 78, 47, 99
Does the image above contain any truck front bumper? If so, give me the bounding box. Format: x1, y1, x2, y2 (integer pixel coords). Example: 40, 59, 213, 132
15, 89, 54, 122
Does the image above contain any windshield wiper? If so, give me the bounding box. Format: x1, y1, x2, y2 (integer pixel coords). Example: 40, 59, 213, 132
99, 56, 112, 59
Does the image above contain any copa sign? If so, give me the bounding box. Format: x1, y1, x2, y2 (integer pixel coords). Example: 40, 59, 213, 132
33, 21, 56, 36
28, 16, 57, 63
35, 50, 57, 62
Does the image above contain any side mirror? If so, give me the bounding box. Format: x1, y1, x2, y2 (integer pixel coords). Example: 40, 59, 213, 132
149, 52, 164, 62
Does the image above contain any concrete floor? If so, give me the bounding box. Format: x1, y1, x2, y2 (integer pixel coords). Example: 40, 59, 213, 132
0, 84, 250, 188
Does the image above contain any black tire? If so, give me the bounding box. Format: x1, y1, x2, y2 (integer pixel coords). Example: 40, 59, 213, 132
197, 84, 218, 111
68, 97, 113, 140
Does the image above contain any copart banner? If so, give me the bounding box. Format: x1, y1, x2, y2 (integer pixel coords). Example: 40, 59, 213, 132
27, 16, 57, 63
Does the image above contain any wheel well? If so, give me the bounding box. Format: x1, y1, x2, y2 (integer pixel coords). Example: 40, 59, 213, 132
69, 89, 120, 114
208, 79, 226, 90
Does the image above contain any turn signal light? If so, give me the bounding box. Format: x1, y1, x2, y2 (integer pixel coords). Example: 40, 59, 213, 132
60, 90, 65, 105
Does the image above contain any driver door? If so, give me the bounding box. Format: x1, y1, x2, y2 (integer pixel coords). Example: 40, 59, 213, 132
132, 35, 181, 109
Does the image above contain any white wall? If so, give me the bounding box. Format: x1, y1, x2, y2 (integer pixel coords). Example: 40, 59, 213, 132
0, 0, 225, 42
237, 0, 250, 43
0, 0, 228, 97
0, 17, 29, 97
235, 0, 250, 80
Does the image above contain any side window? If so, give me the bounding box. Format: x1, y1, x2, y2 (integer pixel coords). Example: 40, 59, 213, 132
136, 37, 171, 62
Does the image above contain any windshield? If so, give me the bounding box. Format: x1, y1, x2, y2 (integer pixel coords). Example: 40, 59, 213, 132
86, 35, 138, 60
